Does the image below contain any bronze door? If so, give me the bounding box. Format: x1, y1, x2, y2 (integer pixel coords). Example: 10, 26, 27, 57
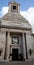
12, 49, 18, 61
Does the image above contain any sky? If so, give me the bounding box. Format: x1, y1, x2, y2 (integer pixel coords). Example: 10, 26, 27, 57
0, 0, 34, 32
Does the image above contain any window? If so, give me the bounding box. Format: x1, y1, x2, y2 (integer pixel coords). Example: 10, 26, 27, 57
13, 6, 16, 10
12, 37, 19, 44
0, 50, 2, 56
13, 6, 17, 14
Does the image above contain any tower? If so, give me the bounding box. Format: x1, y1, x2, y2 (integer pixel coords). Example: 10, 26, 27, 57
8, 1, 20, 14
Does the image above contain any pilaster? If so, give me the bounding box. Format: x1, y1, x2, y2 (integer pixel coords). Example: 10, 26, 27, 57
6, 32, 11, 62
22, 33, 26, 60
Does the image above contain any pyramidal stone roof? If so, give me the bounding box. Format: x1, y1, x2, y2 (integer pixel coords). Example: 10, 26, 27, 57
1, 13, 32, 30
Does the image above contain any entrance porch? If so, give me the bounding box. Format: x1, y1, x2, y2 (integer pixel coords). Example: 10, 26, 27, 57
4, 30, 28, 61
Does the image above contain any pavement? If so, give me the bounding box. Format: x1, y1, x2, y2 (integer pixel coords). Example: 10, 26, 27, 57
0, 61, 34, 65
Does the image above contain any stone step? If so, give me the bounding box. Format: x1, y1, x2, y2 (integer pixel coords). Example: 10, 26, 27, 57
0, 61, 34, 65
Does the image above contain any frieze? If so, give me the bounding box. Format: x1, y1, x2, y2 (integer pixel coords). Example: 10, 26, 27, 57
1, 20, 31, 29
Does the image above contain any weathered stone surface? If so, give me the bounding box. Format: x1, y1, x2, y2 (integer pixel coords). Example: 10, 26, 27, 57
0, 1, 34, 62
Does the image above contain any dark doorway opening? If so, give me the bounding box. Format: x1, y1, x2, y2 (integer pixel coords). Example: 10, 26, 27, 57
12, 49, 18, 61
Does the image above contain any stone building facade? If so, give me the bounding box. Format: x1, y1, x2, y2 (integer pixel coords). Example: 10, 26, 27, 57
0, 1, 34, 62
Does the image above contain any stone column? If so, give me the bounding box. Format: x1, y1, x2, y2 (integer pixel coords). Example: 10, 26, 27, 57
6, 32, 11, 62
1, 32, 6, 61
22, 33, 26, 60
